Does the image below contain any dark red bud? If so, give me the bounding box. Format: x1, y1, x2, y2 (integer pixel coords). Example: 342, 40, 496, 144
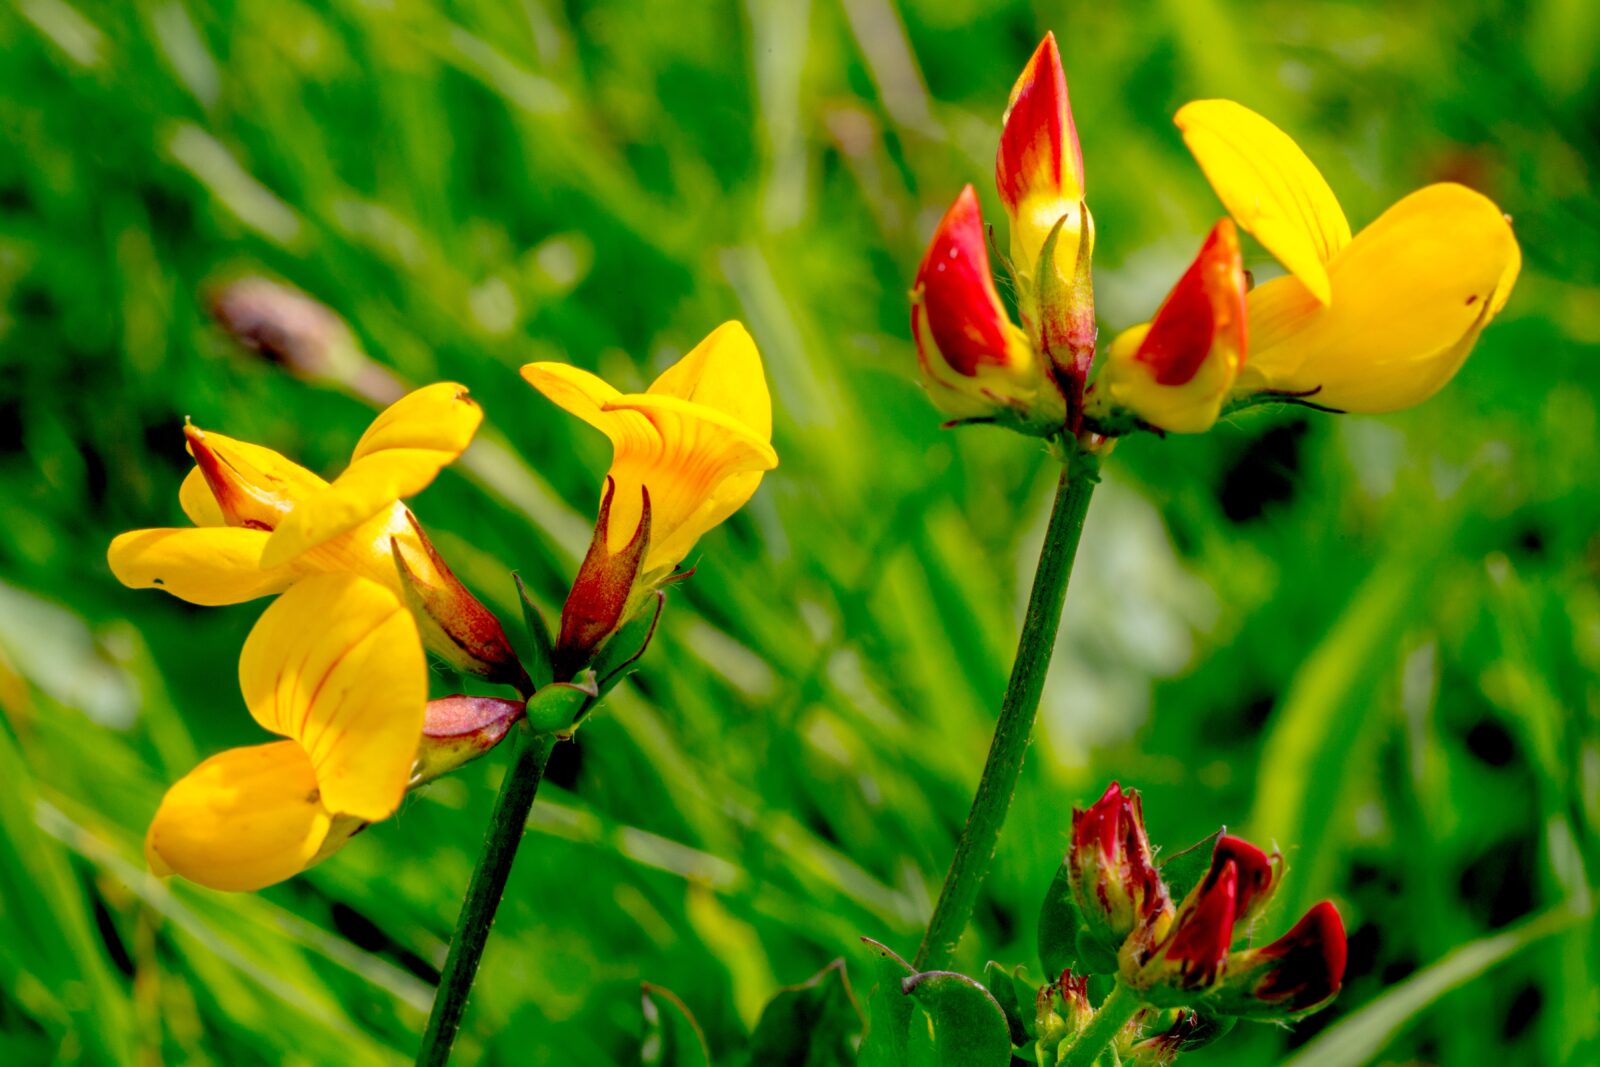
1159, 860, 1237, 988
1254, 901, 1347, 1012
554, 479, 652, 681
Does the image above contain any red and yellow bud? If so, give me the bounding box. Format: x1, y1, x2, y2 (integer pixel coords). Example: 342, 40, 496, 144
1068, 783, 1169, 950
1034, 970, 1093, 1062
1092, 220, 1247, 433
996, 34, 1091, 291
911, 185, 1065, 428
1139, 858, 1238, 993
1205, 901, 1347, 1020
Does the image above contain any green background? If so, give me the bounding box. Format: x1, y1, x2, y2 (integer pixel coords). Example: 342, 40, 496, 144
2, 0, 1597, 1063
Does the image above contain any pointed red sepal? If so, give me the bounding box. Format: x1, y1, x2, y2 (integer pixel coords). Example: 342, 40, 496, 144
1135, 219, 1247, 386
996, 32, 1084, 213
553, 478, 652, 681
185, 424, 285, 530
391, 513, 532, 692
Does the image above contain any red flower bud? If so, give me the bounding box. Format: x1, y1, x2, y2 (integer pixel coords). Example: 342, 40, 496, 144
910, 186, 1064, 428
1152, 859, 1237, 990
1093, 219, 1248, 433
1206, 834, 1280, 928
996, 32, 1084, 218
1206, 901, 1347, 1019
1069, 783, 1170, 949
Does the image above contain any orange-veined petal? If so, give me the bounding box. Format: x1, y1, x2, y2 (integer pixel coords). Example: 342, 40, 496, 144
107, 527, 298, 605
145, 741, 333, 892
1176, 100, 1351, 306
646, 321, 773, 440
238, 574, 426, 821
1238, 183, 1519, 412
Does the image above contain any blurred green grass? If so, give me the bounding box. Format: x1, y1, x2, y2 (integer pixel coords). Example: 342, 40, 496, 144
1, 0, 1597, 1063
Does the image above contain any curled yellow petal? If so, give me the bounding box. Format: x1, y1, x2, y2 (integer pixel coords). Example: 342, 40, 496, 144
260, 384, 481, 568
107, 527, 297, 605
1176, 100, 1351, 305
1240, 183, 1520, 413
238, 574, 426, 821
523, 338, 779, 575
351, 381, 482, 460
145, 741, 333, 892
647, 321, 773, 440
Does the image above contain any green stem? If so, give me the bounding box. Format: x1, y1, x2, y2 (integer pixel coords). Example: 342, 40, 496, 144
1060, 983, 1141, 1067
416, 725, 558, 1066
913, 450, 1099, 970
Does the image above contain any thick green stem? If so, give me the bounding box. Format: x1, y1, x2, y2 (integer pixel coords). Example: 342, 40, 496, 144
416, 725, 558, 1066
1060, 982, 1140, 1067
914, 451, 1099, 970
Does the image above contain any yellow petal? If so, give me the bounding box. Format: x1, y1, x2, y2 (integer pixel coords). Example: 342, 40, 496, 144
178, 468, 226, 527
519, 362, 624, 434
107, 528, 297, 605
260, 383, 479, 568
238, 574, 426, 821
145, 742, 333, 892
598, 394, 778, 573
1176, 100, 1351, 305
646, 322, 774, 439
1241, 183, 1520, 413
351, 381, 482, 461
262, 451, 445, 569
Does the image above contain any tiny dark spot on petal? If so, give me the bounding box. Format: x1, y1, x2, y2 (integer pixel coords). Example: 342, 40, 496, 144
1466, 294, 1479, 305
152, 577, 166, 586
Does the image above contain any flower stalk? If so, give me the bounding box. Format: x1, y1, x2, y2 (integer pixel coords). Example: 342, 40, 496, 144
914, 445, 1099, 970
416, 724, 558, 1067
1059, 982, 1141, 1067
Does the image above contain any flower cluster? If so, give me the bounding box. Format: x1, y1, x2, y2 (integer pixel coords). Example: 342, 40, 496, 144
912, 34, 1520, 439
1063, 783, 1345, 1031
112, 301, 775, 891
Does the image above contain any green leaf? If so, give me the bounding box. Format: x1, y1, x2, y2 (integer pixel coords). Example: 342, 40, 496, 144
902, 970, 1014, 1067
1280, 905, 1585, 1067
1037, 859, 1083, 978
641, 983, 712, 1067
743, 958, 863, 1066
1159, 829, 1223, 903
982, 961, 1030, 1047
859, 938, 916, 1067
514, 571, 556, 689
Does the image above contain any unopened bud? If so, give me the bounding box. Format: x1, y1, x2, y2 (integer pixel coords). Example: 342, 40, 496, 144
1069, 782, 1169, 953
553, 479, 652, 681
1204, 900, 1347, 1020
412, 695, 526, 785
910, 185, 1066, 431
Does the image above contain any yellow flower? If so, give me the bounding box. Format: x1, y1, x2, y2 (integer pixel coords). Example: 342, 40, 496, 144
1176, 99, 1521, 413
520, 322, 778, 581
145, 574, 426, 891
1093, 220, 1248, 434
107, 384, 523, 683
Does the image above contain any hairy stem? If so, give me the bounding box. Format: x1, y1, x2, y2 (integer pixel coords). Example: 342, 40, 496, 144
913, 449, 1099, 970
1060, 982, 1141, 1067
416, 726, 557, 1066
